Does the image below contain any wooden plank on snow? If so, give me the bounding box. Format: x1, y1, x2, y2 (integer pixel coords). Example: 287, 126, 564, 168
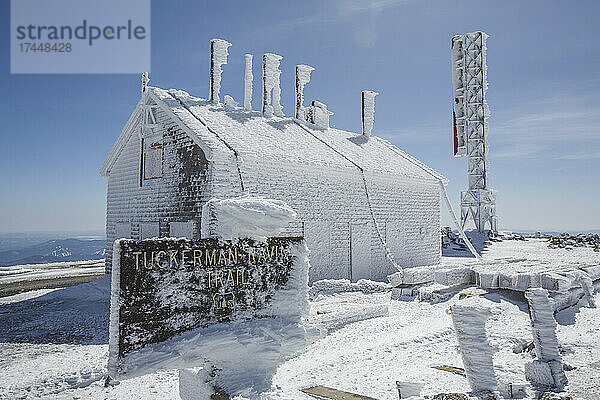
431, 364, 466, 376
301, 385, 379, 400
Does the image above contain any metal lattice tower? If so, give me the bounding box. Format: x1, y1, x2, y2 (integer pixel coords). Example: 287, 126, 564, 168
451, 31, 497, 233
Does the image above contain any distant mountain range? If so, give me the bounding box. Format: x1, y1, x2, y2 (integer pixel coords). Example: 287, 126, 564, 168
505, 229, 600, 236
0, 238, 105, 266
0, 228, 597, 267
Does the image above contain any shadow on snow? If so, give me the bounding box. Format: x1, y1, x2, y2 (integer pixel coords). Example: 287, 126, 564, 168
0, 276, 110, 345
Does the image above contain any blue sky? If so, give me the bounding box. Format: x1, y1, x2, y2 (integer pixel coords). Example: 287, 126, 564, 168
0, 0, 599, 233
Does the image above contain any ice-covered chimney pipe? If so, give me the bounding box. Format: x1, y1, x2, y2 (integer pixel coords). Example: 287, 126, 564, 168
295, 65, 314, 119
141, 71, 149, 95
362, 90, 379, 138
244, 54, 253, 110
262, 53, 284, 117
209, 38, 232, 104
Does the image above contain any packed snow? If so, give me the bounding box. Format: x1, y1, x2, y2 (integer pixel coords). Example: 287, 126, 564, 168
1, 238, 600, 399
201, 195, 297, 241
0, 259, 105, 297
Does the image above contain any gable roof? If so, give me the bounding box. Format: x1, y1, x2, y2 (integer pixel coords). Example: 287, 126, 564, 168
101, 86, 448, 185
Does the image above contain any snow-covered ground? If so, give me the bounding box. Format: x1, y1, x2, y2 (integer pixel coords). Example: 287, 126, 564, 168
1, 239, 599, 399
0, 259, 105, 297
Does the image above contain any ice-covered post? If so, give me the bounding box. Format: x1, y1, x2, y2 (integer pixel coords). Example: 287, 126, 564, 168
361, 90, 379, 138
295, 65, 315, 120
573, 270, 596, 308
244, 54, 253, 111
524, 288, 568, 390
450, 305, 498, 394
209, 38, 232, 104
262, 53, 284, 117
141, 71, 149, 95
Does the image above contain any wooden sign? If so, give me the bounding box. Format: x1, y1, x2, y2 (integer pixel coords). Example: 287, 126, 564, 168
108, 236, 303, 378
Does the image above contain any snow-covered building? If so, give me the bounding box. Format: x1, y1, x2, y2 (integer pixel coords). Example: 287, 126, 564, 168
100, 45, 447, 283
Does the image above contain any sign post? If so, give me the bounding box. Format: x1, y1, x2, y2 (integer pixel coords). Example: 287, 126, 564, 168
108, 235, 314, 396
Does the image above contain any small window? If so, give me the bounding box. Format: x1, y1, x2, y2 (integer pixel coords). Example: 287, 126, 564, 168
115, 222, 131, 239
169, 221, 195, 239
143, 136, 163, 180
140, 222, 159, 239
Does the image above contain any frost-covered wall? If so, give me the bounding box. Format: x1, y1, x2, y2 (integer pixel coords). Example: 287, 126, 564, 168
209, 150, 440, 283
105, 98, 216, 272
104, 87, 443, 282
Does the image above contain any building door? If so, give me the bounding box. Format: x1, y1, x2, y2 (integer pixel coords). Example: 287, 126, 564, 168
305, 220, 331, 282
351, 222, 371, 281
386, 219, 405, 265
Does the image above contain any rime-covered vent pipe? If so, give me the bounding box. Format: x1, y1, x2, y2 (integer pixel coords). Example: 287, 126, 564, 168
262, 53, 284, 117
209, 38, 232, 104
362, 90, 379, 138
244, 54, 253, 111
295, 65, 314, 119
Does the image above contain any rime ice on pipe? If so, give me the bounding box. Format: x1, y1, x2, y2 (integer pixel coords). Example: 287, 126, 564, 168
295, 65, 315, 119
201, 195, 297, 241
524, 288, 568, 390
244, 54, 253, 110
450, 305, 498, 393
224, 95, 238, 111
262, 53, 284, 117
310, 101, 334, 130
209, 38, 232, 104
362, 90, 379, 138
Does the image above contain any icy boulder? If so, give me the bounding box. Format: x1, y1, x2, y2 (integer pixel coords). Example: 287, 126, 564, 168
201, 195, 297, 241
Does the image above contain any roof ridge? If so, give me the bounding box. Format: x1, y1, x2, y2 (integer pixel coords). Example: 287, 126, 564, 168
101, 86, 448, 186
374, 137, 448, 184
